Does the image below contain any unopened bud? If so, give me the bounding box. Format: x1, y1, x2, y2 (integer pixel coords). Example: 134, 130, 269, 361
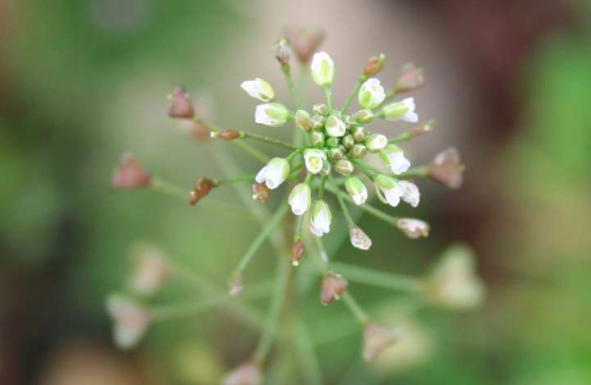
310, 115, 325, 130
334, 159, 354, 176
325, 114, 346, 138
291, 240, 305, 266
396, 218, 430, 239
342, 134, 355, 149
366, 133, 388, 153
228, 273, 244, 297
320, 272, 348, 305
396, 63, 425, 93
167, 86, 195, 119
105, 294, 152, 350
211, 130, 241, 140
352, 126, 367, 142
363, 53, 385, 78
344, 115, 356, 127
189, 178, 215, 205
349, 143, 368, 159
363, 322, 402, 361
310, 130, 325, 148
411, 120, 434, 137
111, 153, 151, 189
428, 148, 465, 189
274, 38, 291, 66
349, 227, 372, 250
222, 361, 262, 385
355, 109, 374, 124
325, 137, 339, 148
295, 110, 312, 132
313, 103, 329, 115
328, 146, 346, 161
285, 26, 325, 63
252, 183, 271, 203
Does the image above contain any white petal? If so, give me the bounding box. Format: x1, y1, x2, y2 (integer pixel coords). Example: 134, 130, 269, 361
255, 166, 267, 184
402, 111, 419, 123
384, 189, 401, 207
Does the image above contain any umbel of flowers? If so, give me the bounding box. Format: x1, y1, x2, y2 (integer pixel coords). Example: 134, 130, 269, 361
109, 27, 478, 385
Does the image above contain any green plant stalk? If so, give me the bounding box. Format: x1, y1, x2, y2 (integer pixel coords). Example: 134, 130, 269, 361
324, 184, 400, 226
242, 131, 299, 150
400, 166, 429, 178
282, 64, 301, 110
329, 175, 355, 228
293, 317, 324, 385
388, 131, 412, 144
330, 262, 421, 292
341, 291, 370, 325
341, 77, 364, 114
323, 86, 333, 110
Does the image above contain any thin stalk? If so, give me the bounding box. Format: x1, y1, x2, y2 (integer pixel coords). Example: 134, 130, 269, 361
329, 175, 355, 228
293, 317, 324, 385
241, 131, 298, 150
388, 132, 412, 144
324, 184, 400, 226
330, 262, 422, 293
341, 77, 364, 114
351, 159, 383, 176
341, 292, 370, 325
323, 86, 333, 110
400, 166, 429, 179
282, 65, 301, 110
215, 173, 254, 185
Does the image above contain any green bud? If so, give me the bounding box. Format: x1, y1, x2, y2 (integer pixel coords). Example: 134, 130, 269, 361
313, 104, 329, 115
310, 130, 325, 148
355, 109, 374, 124
295, 110, 312, 132
351, 126, 367, 142
344, 115, 356, 127
326, 137, 339, 148
349, 143, 368, 159
342, 134, 355, 149
325, 115, 347, 138
366, 133, 388, 153
311, 115, 325, 130
334, 159, 354, 176
328, 146, 346, 161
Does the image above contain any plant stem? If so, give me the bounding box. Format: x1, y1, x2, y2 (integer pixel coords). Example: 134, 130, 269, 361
351, 160, 383, 176
293, 317, 324, 385
324, 184, 400, 226
323, 86, 333, 110
330, 262, 421, 293
341, 77, 363, 114
282, 65, 301, 110
400, 166, 429, 179
241, 131, 298, 150
341, 292, 370, 325
215, 173, 254, 185
388, 132, 412, 144
329, 175, 355, 228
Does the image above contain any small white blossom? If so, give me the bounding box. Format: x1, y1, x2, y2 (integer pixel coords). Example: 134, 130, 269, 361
374, 175, 403, 207
345, 177, 368, 205
304, 149, 327, 174
311, 51, 335, 86
381, 97, 419, 123
397, 218, 430, 239
380, 144, 411, 175
358, 78, 386, 109
398, 181, 420, 207
366, 133, 388, 153
254, 103, 290, 127
310, 200, 332, 237
105, 294, 151, 350
255, 158, 290, 189
240, 78, 275, 102
325, 115, 347, 137
288, 183, 312, 216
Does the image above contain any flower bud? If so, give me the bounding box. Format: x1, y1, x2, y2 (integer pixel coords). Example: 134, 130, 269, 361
428, 148, 465, 189
285, 26, 325, 63
167, 86, 194, 119
421, 244, 485, 310
326, 137, 340, 148
349, 226, 372, 250
345, 177, 368, 205
310, 200, 332, 237
291, 240, 305, 266
344, 115, 357, 127
355, 109, 374, 124
325, 114, 346, 137
295, 109, 312, 132
411, 120, 434, 137
310, 115, 325, 130
288, 183, 312, 216
374, 174, 402, 207
334, 159, 354, 176
352, 126, 367, 142
380, 98, 418, 123
313, 103, 329, 115
311, 52, 335, 87
358, 78, 386, 110
328, 146, 346, 161
222, 361, 262, 385
189, 177, 216, 205
111, 153, 151, 189
320, 272, 348, 305
254, 103, 290, 127
255, 158, 290, 189
228, 273, 243, 297
366, 133, 388, 153
304, 149, 327, 175
211, 129, 241, 140
396, 63, 424, 93
128, 243, 171, 297
240, 78, 275, 102
273, 38, 291, 66
396, 218, 430, 239
310, 130, 325, 147
105, 294, 152, 350
379, 144, 411, 175
363, 322, 401, 361
252, 183, 271, 203
398, 180, 420, 207
363, 53, 386, 78
342, 134, 355, 149
349, 143, 367, 159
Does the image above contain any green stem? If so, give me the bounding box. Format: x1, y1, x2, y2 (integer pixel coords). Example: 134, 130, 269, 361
324, 184, 400, 226
323, 86, 333, 110
330, 262, 421, 292
388, 132, 412, 144
341, 292, 370, 325
400, 166, 429, 179
341, 77, 364, 114
215, 173, 254, 185
350, 160, 379, 178
242, 131, 298, 150
293, 317, 324, 385
328, 175, 355, 228
282, 65, 301, 110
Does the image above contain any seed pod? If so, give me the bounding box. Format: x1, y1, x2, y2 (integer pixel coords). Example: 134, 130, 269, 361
189, 178, 215, 205
212, 130, 241, 140
291, 240, 305, 266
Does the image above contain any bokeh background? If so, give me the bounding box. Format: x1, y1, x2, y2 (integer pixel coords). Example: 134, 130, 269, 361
1, 0, 590, 384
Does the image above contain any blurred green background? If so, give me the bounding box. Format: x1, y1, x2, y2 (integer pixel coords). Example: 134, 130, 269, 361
1, 0, 590, 384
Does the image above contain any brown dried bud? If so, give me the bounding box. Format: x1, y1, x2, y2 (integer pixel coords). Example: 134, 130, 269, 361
222, 361, 262, 385
410, 120, 434, 138
320, 272, 348, 305
396, 218, 430, 239
291, 240, 305, 266
111, 153, 151, 189
212, 130, 241, 141
252, 183, 271, 203
228, 273, 244, 297
274, 38, 292, 66
428, 148, 465, 189
167, 86, 195, 119
189, 178, 215, 205
285, 26, 325, 63
363, 53, 385, 78
395, 63, 425, 93
363, 322, 402, 361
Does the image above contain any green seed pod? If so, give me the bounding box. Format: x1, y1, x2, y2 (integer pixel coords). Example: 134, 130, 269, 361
352, 126, 367, 142
349, 143, 368, 159
313, 104, 329, 115
335, 159, 355, 176
342, 134, 355, 149
310, 130, 325, 148
310, 115, 325, 130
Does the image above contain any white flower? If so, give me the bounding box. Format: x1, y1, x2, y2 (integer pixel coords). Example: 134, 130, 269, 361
303, 149, 327, 174
240, 78, 275, 102
105, 294, 151, 350
365, 133, 388, 153
397, 218, 430, 239
255, 157, 290, 189
345, 177, 368, 205
254, 103, 290, 127
374, 174, 403, 207
398, 181, 420, 207
380, 144, 411, 175
310, 200, 332, 237
288, 183, 312, 216
311, 52, 335, 87
358, 78, 386, 109
325, 115, 347, 137
381, 97, 419, 123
